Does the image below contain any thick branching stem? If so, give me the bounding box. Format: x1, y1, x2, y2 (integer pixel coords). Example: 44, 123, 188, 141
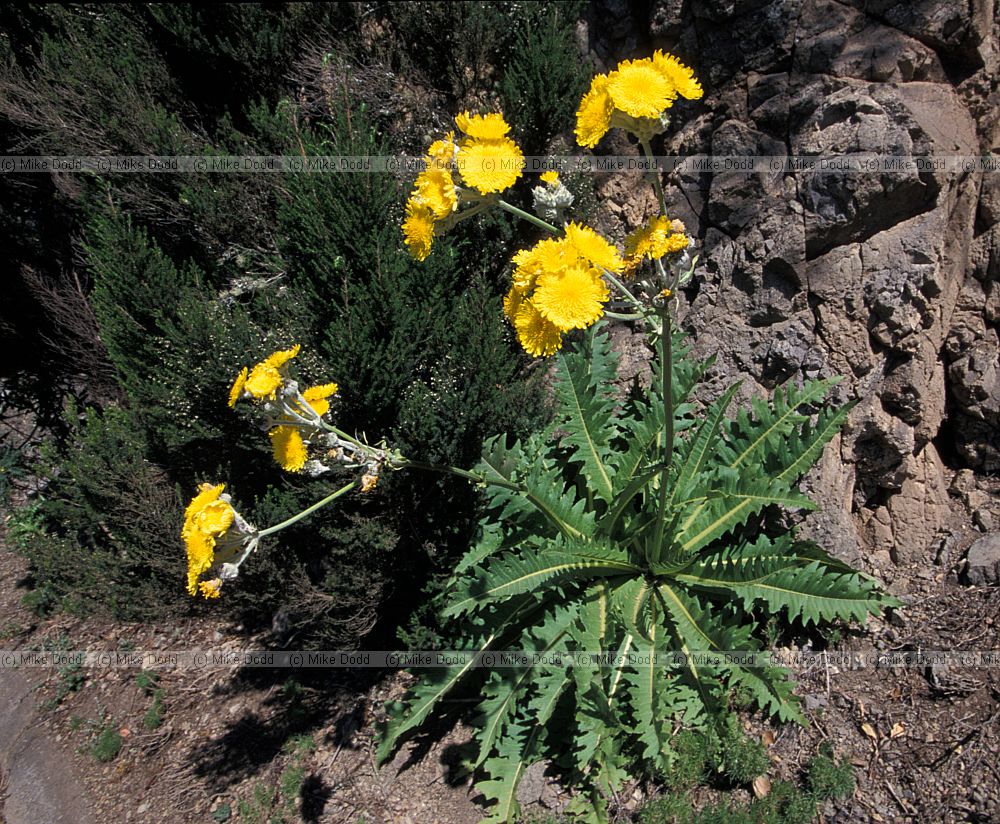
639, 139, 668, 218
651, 308, 674, 564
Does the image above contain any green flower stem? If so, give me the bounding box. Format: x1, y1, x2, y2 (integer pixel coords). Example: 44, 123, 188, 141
497, 199, 559, 233
650, 308, 674, 565
447, 198, 496, 227
257, 480, 357, 537
397, 458, 519, 491
318, 420, 381, 456
639, 140, 668, 218
604, 311, 645, 321
602, 268, 645, 313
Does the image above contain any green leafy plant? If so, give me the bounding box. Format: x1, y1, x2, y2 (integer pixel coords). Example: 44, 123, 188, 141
166, 42, 894, 824
91, 723, 124, 762
235, 735, 315, 824
637, 747, 856, 824
137, 671, 166, 731
376, 318, 895, 821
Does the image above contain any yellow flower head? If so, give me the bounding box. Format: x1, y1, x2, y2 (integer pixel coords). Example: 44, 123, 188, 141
184, 482, 226, 522
244, 345, 301, 400
565, 222, 625, 273
455, 111, 511, 141
505, 223, 618, 352
361, 473, 379, 492
575, 74, 614, 148
623, 216, 690, 273
427, 132, 458, 167
198, 579, 223, 599
576, 53, 701, 147
607, 59, 676, 118
183, 483, 235, 597
228, 367, 248, 409
503, 285, 525, 322
652, 51, 703, 100
512, 237, 569, 293
403, 200, 435, 261
512, 299, 564, 357
414, 167, 458, 219
302, 382, 339, 417
532, 264, 610, 332
269, 425, 309, 473
540, 170, 560, 186
456, 136, 524, 194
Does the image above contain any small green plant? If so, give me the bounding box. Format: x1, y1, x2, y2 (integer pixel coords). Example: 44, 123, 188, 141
639, 746, 856, 824
91, 724, 123, 762
135, 669, 159, 693
136, 669, 166, 729
6, 501, 44, 549
237, 784, 277, 824
235, 735, 315, 824
39, 632, 85, 708
638, 794, 691, 824
21, 587, 57, 617
143, 689, 166, 730
717, 718, 769, 785
0, 621, 25, 640
805, 748, 854, 800
278, 734, 316, 819
211, 804, 232, 822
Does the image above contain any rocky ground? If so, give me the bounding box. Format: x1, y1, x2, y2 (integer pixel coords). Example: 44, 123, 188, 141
1, 479, 998, 824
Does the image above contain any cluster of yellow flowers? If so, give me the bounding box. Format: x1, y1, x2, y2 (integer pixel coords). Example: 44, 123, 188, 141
403, 111, 524, 260
623, 216, 690, 276
503, 224, 623, 356
576, 50, 702, 147
401, 52, 700, 358
229, 344, 339, 473
183, 483, 254, 599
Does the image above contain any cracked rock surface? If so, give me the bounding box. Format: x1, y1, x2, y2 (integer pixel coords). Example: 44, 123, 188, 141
583, 0, 999, 569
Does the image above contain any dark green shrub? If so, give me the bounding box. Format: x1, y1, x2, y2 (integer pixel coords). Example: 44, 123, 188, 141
23, 404, 190, 619
500, 3, 592, 154
382, 2, 516, 100
7, 3, 547, 650
144, 3, 352, 124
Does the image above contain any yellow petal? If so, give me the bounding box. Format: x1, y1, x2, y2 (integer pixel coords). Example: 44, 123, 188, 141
302, 382, 339, 417
575, 74, 614, 148
607, 58, 677, 118
456, 137, 524, 194
269, 426, 309, 473
532, 265, 609, 332
455, 111, 512, 140
228, 367, 248, 409
512, 300, 564, 357
403, 200, 435, 261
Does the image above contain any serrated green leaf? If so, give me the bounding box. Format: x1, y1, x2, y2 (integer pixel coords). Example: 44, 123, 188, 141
445, 541, 638, 618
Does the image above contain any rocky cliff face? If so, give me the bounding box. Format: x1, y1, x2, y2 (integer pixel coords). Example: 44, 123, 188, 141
585, 0, 999, 570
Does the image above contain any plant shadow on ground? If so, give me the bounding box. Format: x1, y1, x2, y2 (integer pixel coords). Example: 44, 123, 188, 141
187, 666, 380, 791
298, 772, 332, 823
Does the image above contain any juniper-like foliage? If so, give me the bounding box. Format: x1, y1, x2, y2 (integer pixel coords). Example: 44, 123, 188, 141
378, 321, 897, 823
